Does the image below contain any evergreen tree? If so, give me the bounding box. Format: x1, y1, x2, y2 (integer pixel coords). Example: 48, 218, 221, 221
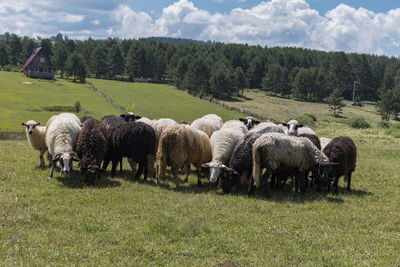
232, 66, 248, 95
21, 38, 37, 64
65, 52, 87, 82
52, 42, 68, 78
0, 41, 9, 67
8, 34, 22, 65
40, 39, 53, 58
324, 89, 346, 117
247, 57, 264, 89
107, 44, 124, 78
90, 45, 108, 78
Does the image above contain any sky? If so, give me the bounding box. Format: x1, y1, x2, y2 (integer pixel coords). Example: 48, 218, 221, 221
1, 0, 400, 56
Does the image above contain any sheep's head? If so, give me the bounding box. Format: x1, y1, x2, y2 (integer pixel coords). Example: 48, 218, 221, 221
21, 120, 40, 135
239, 117, 260, 130
283, 120, 303, 136
220, 167, 239, 194
315, 158, 340, 181
84, 164, 100, 185
52, 152, 79, 174
120, 112, 141, 122
201, 161, 228, 183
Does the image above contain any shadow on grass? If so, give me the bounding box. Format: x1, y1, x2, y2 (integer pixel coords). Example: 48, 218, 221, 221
55, 171, 121, 189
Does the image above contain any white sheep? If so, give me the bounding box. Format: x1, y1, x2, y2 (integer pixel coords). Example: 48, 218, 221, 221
21, 120, 48, 167
202, 126, 246, 184
190, 114, 223, 137
320, 137, 332, 151
282, 119, 316, 136
45, 113, 81, 178
220, 120, 248, 134
239, 116, 260, 130
156, 124, 212, 187
251, 133, 331, 194
249, 122, 282, 133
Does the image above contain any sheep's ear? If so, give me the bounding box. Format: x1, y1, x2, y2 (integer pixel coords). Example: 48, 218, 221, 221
120, 114, 126, 119
21, 122, 26, 126
329, 162, 340, 166
71, 152, 80, 162
298, 124, 304, 128
239, 118, 245, 122
201, 163, 210, 168
254, 120, 260, 125
135, 115, 141, 120
52, 153, 61, 162
35, 122, 40, 126
223, 167, 238, 175
282, 123, 288, 127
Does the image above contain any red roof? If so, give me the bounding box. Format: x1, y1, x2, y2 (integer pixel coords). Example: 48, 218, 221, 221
22, 47, 42, 70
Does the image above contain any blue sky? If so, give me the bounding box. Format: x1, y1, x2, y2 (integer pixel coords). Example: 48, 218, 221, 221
1, 0, 400, 56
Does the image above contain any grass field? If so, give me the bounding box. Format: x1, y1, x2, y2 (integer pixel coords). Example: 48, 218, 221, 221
220, 90, 386, 124
87, 78, 243, 122
1, 121, 399, 265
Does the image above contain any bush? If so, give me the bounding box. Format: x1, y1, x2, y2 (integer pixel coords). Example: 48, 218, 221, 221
377, 120, 391, 128
74, 101, 81, 112
43, 105, 76, 112
294, 112, 317, 127
346, 117, 370, 129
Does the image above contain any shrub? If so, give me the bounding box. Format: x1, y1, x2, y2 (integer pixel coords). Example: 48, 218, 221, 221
346, 117, 370, 129
377, 120, 391, 128
43, 105, 76, 112
74, 101, 81, 112
294, 112, 317, 127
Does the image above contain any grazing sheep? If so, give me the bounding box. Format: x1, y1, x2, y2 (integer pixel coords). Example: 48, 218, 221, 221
322, 136, 357, 194
320, 137, 332, 151
79, 116, 93, 124
21, 120, 48, 167
156, 124, 212, 187
100, 115, 126, 172
120, 112, 141, 122
190, 114, 223, 137
104, 122, 156, 180
76, 118, 107, 185
251, 133, 331, 195
201, 126, 246, 184
220, 120, 248, 134
45, 113, 81, 178
222, 126, 285, 194
239, 116, 260, 130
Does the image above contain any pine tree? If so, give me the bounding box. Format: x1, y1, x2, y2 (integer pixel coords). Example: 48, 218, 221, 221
324, 89, 346, 117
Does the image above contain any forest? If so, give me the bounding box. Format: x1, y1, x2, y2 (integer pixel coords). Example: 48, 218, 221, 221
1, 32, 400, 119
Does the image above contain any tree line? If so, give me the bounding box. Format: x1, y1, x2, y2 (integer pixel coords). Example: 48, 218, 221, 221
1, 32, 400, 119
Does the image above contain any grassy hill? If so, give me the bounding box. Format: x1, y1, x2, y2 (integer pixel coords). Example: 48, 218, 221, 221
219, 89, 385, 124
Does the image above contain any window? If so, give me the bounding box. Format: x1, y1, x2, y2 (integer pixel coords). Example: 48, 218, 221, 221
44, 68, 48, 73
40, 57, 45, 63
35, 67, 39, 72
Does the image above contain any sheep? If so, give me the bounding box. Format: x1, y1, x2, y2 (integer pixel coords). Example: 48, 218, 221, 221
45, 113, 81, 178
239, 116, 260, 130
249, 122, 282, 133
120, 112, 141, 122
156, 124, 212, 187
320, 137, 332, 151
100, 115, 126, 172
76, 118, 107, 185
201, 127, 246, 184
282, 120, 303, 136
79, 115, 93, 124
322, 136, 357, 194
220, 120, 248, 134
221, 126, 285, 194
104, 122, 156, 180
21, 120, 48, 167
190, 114, 223, 137
251, 133, 332, 196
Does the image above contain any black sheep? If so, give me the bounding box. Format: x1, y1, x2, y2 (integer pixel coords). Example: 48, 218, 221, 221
101, 115, 126, 172
120, 112, 141, 122
322, 136, 357, 194
222, 126, 284, 194
76, 118, 107, 185
79, 115, 93, 124
104, 122, 156, 180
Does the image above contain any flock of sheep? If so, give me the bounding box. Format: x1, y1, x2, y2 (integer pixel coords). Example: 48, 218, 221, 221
22, 112, 357, 195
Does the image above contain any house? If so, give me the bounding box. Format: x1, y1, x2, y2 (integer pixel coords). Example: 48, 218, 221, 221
22, 47, 54, 79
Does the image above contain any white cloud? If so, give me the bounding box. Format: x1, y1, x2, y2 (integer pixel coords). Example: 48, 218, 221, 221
91, 19, 100, 25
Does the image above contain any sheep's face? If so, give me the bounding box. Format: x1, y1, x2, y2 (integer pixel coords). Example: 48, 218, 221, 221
85, 164, 99, 185
201, 162, 226, 183
317, 158, 338, 181
239, 117, 260, 130
283, 122, 303, 136
53, 152, 80, 174
22, 121, 40, 135
120, 112, 141, 122
221, 168, 239, 194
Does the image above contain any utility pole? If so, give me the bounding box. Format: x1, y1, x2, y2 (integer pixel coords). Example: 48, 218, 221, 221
353, 81, 359, 103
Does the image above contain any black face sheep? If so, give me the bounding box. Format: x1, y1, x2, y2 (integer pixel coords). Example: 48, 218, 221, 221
239, 116, 260, 130
100, 115, 126, 172
156, 124, 212, 187
79, 116, 93, 124
104, 122, 156, 180
45, 113, 81, 178
76, 118, 107, 185
21, 120, 48, 167
120, 112, 141, 122
251, 133, 332, 195
222, 125, 284, 194
322, 136, 357, 194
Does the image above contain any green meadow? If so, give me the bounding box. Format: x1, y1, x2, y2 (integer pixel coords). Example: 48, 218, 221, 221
0, 71, 399, 266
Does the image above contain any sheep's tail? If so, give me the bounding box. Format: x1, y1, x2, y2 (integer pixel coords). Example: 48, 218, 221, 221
252, 146, 262, 188
156, 137, 167, 182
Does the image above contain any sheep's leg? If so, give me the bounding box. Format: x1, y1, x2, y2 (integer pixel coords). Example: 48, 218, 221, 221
119, 158, 123, 173
39, 149, 45, 167
143, 158, 148, 181
134, 162, 144, 180
49, 162, 55, 179
247, 176, 255, 196
111, 160, 118, 177
172, 166, 182, 187
304, 172, 309, 188
295, 175, 299, 193
346, 172, 352, 191
47, 152, 52, 168
261, 171, 270, 197
182, 164, 190, 183
300, 172, 306, 194
197, 168, 203, 187
270, 173, 275, 189
333, 176, 340, 194
102, 159, 110, 171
